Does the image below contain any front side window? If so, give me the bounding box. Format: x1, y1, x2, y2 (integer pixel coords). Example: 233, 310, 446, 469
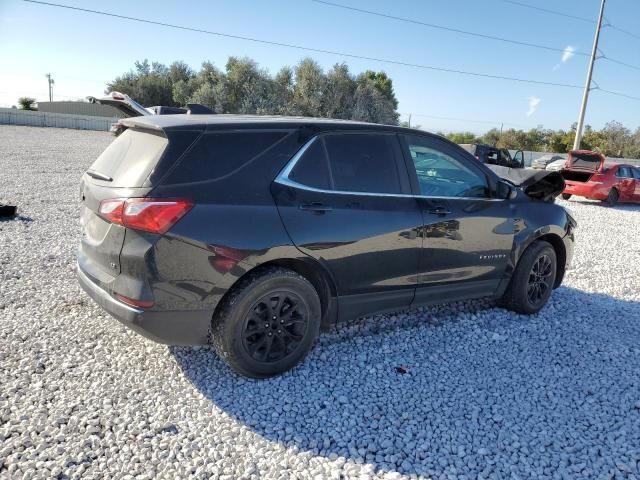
632, 168, 640, 180
288, 133, 403, 194
403, 135, 490, 198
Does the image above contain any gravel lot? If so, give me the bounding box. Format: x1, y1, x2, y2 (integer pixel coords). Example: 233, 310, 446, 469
1, 125, 639, 480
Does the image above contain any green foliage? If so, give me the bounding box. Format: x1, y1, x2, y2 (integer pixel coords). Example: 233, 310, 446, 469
446, 131, 480, 144
107, 57, 400, 125
446, 122, 640, 158
17, 97, 37, 111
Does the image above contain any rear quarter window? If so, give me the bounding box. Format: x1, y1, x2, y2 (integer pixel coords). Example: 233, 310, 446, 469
162, 130, 289, 185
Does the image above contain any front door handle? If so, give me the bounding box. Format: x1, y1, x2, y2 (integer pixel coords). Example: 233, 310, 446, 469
299, 202, 332, 213
428, 207, 451, 216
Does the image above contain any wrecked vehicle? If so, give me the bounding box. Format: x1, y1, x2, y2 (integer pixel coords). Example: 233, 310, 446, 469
77, 117, 575, 377
87, 92, 211, 136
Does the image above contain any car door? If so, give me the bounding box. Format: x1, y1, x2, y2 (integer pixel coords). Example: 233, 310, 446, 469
615, 166, 635, 201
272, 131, 423, 320
632, 167, 640, 201
398, 134, 515, 305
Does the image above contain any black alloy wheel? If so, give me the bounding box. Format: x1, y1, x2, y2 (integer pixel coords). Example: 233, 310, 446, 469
605, 188, 619, 206
242, 291, 309, 363
527, 254, 554, 306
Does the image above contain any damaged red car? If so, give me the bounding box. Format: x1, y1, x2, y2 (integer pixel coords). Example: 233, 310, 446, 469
561, 150, 640, 205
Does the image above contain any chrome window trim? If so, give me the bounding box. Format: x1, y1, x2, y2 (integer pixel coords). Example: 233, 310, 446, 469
275, 135, 507, 202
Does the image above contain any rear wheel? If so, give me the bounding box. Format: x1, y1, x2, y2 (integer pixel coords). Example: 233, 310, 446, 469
604, 188, 619, 206
498, 240, 557, 315
561, 193, 572, 200
211, 267, 321, 378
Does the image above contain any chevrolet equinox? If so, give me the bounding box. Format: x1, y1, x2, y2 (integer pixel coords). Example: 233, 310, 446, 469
78, 115, 575, 377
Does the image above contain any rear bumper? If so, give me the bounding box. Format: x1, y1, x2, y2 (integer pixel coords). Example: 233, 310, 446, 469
563, 181, 608, 200
77, 264, 211, 345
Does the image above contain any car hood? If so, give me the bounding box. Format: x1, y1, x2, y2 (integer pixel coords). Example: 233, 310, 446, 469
487, 165, 565, 202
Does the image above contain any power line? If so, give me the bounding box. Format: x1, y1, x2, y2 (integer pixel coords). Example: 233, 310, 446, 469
312, 0, 640, 73
23, 0, 583, 90
311, 0, 589, 58
609, 24, 640, 41
502, 0, 640, 42
22, 0, 640, 101
499, 0, 595, 23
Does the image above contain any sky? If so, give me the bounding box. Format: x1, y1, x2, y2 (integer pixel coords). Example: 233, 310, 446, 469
1, 0, 639, 133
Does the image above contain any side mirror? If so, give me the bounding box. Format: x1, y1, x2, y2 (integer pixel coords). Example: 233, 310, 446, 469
496, 180, 517, 200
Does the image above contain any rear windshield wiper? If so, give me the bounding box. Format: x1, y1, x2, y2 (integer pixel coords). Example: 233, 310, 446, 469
86, 169, 113, 182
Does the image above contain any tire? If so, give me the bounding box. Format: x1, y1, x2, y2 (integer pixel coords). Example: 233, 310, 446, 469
498, 240, 557, 315
561, 193, 572, 200
211, 267, 321, 378
604, 188, 619, 206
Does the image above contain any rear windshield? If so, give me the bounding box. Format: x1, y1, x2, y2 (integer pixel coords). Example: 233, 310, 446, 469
570, 152, 601, 169
87, 128, 168, 187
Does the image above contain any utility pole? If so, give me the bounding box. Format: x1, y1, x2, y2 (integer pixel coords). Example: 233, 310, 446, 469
573, 0, 606, 151
45, 73, 54, 102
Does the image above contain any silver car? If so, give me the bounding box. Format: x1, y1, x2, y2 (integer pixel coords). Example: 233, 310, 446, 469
532, 154, 565, 170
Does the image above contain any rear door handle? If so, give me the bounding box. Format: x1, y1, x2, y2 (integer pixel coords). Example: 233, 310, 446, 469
299, 202, 332, 213
428, 207, 451, 216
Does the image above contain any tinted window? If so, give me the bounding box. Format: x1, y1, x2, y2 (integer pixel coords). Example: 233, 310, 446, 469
632, 168, 640, 180
616, 166, 632, 178
404, 136, 489, 198
289, 139, 331, 189
88, 128, 168, 187
323, 134, 402, 194
164, 131, 288, 184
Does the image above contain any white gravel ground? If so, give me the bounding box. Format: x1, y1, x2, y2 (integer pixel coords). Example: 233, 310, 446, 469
1, 125, 639, 480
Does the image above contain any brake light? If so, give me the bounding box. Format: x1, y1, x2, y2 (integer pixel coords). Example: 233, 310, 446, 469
98, 198, 193, 234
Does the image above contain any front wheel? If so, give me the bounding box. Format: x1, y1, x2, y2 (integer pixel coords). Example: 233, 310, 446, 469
211, 267, 321, 378
498, 240, 557, 315
561, 193, 572, 200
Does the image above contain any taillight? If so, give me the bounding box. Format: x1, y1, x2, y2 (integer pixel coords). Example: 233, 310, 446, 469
98, 199, 125, 224
98, 198, 193, 234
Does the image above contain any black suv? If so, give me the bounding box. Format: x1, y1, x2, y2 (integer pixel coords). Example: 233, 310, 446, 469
78, 115, 575, 377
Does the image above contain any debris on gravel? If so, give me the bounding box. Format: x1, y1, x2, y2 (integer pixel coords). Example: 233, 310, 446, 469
1, 125, 639, 479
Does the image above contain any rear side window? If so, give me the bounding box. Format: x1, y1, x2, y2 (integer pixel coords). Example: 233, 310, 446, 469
633, 168, 640, 180
324, 134, 402, 193
616, 166, 632, 178
289, 133, 404, 194
164, 131, 288, 185
88, 128, 168, 187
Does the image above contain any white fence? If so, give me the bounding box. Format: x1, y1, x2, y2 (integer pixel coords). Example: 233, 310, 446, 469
0, 108, 118, 132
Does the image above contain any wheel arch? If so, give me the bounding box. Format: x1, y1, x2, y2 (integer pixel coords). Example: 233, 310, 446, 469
531, 233, 567, 288
211, 257, 338, 332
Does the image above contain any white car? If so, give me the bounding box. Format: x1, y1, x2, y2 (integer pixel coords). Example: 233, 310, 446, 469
546, 159, 566, 171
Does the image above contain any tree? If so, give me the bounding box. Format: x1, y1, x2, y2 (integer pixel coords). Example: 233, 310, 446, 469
290, 58, 326, 117
360, 70, 398, 109
352, 77, 398, 125
108, 56, 402, 123
323, 63, 356, 120
446, 131, 479, 144
17, 97, 36, 110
